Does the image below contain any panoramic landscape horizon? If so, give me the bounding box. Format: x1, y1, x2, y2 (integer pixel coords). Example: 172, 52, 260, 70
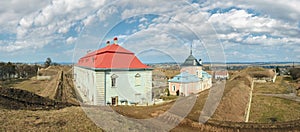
0, 0, 299, 131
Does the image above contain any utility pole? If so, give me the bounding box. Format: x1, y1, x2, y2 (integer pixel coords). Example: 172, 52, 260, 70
293, 61, 295, 68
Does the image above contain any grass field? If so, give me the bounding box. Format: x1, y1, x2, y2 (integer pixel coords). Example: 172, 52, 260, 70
253, 76, 294, 94
250, 95, 300, 123
250, 75, 300, 123
0, 106, 103, 131
1, 66, 300, 131
12, 77, 56, 95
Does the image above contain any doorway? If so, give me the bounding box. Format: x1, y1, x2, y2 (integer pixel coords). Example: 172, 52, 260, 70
176, 90, 180, 96
111, 96, 118, 106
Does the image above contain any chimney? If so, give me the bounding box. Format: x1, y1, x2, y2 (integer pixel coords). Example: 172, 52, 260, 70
113, 37, 118, 44
106, 41, 110, 46
199, 59, 202, 65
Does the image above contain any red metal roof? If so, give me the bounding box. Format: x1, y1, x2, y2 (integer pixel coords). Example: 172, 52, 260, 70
214, 71, 228, 76
77, 44, 150, 69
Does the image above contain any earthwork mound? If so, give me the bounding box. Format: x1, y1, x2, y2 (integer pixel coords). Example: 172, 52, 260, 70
0, 87, 74, 110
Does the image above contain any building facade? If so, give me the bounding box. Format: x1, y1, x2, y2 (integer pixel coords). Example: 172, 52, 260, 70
74, 38, 153, 105
214, 70, 229, 80
168, 51, 212, 96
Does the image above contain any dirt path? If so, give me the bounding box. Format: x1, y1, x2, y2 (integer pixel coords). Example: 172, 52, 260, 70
257, 93, 300, 102
0, 66, 78, 110
60, 69, 79, 105
41, 67, 78, 105
245, 80, 254, 122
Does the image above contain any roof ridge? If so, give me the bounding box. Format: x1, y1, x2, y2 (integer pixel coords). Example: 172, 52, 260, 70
77, 43, 149, 69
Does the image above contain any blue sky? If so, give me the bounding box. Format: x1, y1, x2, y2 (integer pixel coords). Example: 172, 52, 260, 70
0, 0, 299, 63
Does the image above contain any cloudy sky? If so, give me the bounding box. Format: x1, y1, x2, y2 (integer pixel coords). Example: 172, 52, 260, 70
0, 0, 299, 63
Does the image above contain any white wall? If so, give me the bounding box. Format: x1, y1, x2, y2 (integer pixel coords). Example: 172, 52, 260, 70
74, 66, 153, 105
74, 66, 97, 105
105, 70, 152, 105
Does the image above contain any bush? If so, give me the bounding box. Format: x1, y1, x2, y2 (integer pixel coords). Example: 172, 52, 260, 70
160, 95, 178, 100
166, 88, 170, 96
290, 68, 300, 80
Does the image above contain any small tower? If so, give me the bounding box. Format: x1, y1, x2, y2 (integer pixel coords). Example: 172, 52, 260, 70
113, 37, 118, 44
180, 44, 203, 78
106, 41, 110, 46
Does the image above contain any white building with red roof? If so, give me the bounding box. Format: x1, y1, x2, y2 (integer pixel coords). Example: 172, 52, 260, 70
74, 37, 153, 105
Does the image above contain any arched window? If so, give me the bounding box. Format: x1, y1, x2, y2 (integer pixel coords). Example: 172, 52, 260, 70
111, 74, 118, 87
135, 73, 141, 86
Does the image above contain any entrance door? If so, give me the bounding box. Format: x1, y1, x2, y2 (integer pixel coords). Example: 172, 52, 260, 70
176, 90, 180, 96
111, 96, 118, 106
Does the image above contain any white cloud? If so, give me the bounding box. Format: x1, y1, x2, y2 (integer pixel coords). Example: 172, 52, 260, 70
208, 9, 300, 49
139, 17, 147, 22
83, 15, 96, 26
0, 0, 48, 25
243, 35, 285, 46
202, 0, 300, 22
0, 0, 299, 62
209, 9, 296, 33
0, 0, 107, 53
66, 37, 77, 45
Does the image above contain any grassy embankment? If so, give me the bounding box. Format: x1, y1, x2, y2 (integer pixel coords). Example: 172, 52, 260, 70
250, 76, 300, 123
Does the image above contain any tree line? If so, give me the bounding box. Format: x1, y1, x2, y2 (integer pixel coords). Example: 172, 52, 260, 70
0, 62, 38, 80
0, 58, 57, 80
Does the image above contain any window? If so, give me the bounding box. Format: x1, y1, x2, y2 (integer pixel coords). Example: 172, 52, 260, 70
135, 73, 141, 86
111, 74, 118, 87
112, 78, 116, 87
172, 85, 176, 91
92, 57, 95, 63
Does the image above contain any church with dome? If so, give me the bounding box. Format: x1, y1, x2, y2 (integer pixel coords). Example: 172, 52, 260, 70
168, 49, 212, 96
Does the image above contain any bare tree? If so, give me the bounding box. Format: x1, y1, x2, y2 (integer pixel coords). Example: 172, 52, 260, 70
44, 58, 52, 68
